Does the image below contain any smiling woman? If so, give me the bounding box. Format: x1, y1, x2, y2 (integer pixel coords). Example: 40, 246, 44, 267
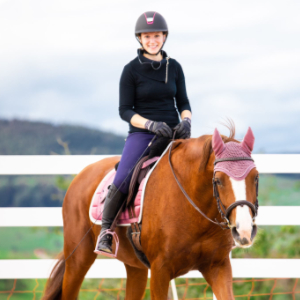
138, 32, 166, 59
135, 11, 169, 57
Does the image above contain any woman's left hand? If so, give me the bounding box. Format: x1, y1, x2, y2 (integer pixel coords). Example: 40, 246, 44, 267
173, 118, 191, 139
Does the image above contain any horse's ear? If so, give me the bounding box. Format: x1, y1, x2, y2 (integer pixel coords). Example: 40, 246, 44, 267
212, 128, 225, 156
241, 127, 255, 154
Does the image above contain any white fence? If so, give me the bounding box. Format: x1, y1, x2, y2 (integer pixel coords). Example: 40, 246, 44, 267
0, 154, 300, 281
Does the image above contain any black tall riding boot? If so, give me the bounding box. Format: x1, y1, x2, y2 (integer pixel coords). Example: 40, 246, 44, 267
95, 183, 127, 254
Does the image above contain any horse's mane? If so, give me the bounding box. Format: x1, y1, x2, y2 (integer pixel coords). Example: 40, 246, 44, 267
199, 121, 237, 172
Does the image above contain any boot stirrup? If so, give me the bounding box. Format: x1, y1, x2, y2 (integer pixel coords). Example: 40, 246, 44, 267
94, 229, 119, 258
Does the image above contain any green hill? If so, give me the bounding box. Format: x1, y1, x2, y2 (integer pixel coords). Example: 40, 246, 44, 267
0, 118, 125, 155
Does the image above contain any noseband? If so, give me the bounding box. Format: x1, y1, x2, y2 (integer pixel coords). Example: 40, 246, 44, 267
168, 142, 259, 230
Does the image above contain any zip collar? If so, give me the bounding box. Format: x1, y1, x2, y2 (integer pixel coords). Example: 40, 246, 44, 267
130, 49, 170, 83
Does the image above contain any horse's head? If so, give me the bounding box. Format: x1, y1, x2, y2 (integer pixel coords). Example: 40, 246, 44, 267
212, 127, 259, 248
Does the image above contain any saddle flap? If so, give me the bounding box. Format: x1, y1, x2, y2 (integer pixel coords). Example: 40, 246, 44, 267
127, 156, 159, 207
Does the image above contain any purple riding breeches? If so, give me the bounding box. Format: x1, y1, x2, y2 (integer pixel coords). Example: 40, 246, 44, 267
113, 132, 155, 194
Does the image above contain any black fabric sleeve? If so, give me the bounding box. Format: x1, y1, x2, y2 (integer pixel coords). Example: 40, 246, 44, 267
119, 64, 137, 123
175, 62, 192, 114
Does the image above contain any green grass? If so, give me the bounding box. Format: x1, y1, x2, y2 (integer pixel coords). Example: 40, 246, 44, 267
0, 228, 63, 259
232, 226, 300, 258
0, 279, 46, 300
259, 175, 300, 206
1, 226, 300, 260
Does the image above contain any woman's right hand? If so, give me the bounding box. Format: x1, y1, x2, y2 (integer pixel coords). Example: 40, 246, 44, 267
145, 121, 173, 138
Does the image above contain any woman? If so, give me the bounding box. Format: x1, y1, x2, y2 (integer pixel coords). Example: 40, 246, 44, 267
95, 11, 192, 254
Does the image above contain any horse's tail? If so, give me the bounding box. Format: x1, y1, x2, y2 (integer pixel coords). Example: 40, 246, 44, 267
42, 252, 65, 300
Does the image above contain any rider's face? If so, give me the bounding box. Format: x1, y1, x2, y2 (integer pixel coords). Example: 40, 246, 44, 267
139, 32, 166, 54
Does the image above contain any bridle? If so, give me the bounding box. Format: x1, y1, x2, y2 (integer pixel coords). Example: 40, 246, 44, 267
213, 157, 259, 229
168, 141, 259, 230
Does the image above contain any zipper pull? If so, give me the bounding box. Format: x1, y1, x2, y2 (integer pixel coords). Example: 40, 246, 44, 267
165, 56, 170, 84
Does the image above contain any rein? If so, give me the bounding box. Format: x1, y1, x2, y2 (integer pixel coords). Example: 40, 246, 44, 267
168, 139, 259, 230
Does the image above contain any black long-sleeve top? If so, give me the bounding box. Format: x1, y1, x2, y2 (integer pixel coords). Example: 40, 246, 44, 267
119, 49, 192, 133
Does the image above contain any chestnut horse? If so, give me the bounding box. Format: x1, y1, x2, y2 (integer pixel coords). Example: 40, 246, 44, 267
43, 126, 259, 300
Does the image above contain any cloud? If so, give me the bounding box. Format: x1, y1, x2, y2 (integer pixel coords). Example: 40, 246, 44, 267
0, 0, 299, 152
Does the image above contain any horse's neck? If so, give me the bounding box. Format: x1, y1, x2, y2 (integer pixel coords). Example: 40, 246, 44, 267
170, 149, 214, 203
168, 142, 219, 220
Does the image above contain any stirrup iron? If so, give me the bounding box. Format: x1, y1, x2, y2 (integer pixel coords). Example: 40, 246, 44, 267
94, 229, 120, 258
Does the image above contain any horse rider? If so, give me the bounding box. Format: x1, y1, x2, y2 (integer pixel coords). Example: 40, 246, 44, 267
95, 11, 192, 254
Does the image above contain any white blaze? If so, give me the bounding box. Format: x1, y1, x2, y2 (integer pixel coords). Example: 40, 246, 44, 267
229, 178, 252, 234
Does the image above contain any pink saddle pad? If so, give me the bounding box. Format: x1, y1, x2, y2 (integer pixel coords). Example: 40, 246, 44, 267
90, 156, 159, 226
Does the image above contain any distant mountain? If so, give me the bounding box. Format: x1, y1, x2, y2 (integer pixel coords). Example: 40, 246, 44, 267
0, 119, 125, 155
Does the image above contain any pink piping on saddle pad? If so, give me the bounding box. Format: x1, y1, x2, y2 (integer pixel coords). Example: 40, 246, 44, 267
142, 156, 160, 168
212, 127, 256, 181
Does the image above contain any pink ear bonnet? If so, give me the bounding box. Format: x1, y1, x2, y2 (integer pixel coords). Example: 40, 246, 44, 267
212, 127, 256, 180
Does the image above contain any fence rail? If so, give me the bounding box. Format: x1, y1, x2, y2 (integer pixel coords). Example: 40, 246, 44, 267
0, 154, 300, 174
1, 259, 300, 279
1, 206, 300, 227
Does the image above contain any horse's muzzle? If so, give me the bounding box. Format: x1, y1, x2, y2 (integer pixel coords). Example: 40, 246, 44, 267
231, 224, 257, 248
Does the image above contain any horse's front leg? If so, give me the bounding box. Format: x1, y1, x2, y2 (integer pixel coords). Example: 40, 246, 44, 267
200, 257, 234, 300
150, 260, 171, 300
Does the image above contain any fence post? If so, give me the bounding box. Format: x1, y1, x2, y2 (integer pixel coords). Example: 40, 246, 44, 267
171, 279, 178, 300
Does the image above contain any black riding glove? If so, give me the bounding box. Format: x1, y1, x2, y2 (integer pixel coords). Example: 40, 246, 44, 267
145, 120, 173, 138
174, 117, 191, 139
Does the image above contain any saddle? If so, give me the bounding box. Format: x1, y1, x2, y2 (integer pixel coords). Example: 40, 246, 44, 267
89, 136, 171, 256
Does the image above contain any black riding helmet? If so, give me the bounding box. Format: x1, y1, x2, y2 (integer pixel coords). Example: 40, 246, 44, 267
135, 11, 168, 56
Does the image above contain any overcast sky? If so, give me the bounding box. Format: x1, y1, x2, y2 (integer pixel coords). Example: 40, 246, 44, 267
0, 0, 299, 153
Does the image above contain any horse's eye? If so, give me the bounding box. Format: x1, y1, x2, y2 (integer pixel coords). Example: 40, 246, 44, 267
215, 178, 222, 186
